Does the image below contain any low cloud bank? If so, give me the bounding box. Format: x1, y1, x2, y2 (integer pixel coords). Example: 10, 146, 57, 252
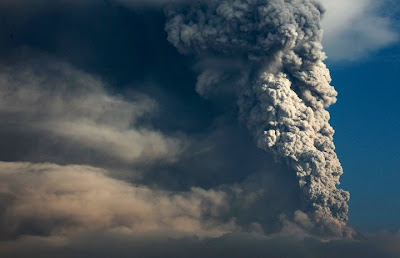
0, 229, 399, 258
0, 161, 235, 239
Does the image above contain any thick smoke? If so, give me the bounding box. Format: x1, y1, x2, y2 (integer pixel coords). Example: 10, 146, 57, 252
0, 161, 236, 239
165, 0, 351, 237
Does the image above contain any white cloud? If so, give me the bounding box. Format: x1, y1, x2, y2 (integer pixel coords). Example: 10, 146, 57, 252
321, 0, 399, 61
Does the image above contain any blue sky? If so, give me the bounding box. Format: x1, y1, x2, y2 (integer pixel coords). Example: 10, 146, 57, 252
309, 0, 400, 232
329, 45, 400, 231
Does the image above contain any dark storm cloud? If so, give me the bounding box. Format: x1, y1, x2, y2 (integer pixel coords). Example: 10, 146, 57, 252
0, 52, 300, 197
0, 56, 305, 241
0, 0, 299, 190
0, 0, 220, 136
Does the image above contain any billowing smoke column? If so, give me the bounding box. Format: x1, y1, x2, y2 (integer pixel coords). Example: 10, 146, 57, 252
165, 0, 351, 237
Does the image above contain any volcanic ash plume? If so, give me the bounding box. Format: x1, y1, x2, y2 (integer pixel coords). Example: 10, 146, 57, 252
165, 0, 351, 237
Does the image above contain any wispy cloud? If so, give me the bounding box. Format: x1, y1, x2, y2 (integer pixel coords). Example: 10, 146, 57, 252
0, 58, 183, 165
320, 0, 399, 61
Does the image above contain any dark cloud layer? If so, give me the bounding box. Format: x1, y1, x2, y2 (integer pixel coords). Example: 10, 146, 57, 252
0, 231, 400, 258
0, 0, 302, 236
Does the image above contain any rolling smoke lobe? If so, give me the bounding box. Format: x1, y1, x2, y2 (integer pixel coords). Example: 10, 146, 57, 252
165, 0, 352, 237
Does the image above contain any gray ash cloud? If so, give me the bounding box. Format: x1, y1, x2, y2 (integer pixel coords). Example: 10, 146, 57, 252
165, 0, 351, 237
